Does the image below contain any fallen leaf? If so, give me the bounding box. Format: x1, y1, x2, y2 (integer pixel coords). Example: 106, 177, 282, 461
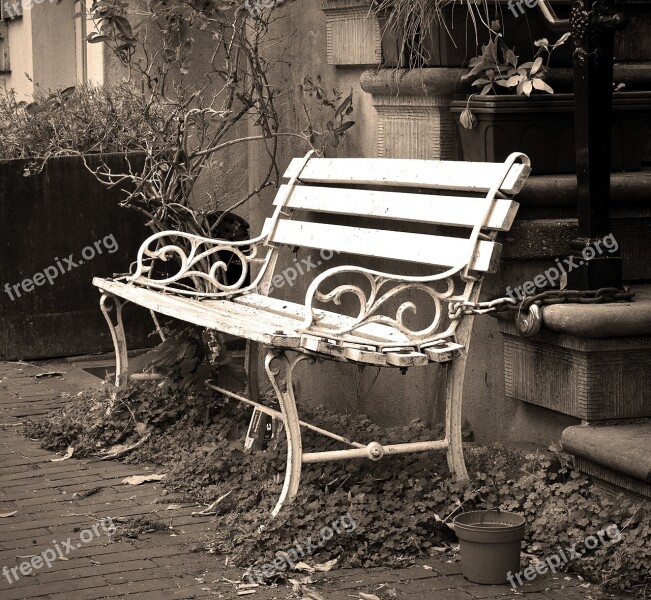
50, 446, 74, 462
34, 371, 65, 379
166, 504, 183, 510
0, 511, 17, 518
121, 474, 166, 485
294, 562, 315, 574
422, 565, 433, 570
313, 558, 337, 572
359, 594, 381, 600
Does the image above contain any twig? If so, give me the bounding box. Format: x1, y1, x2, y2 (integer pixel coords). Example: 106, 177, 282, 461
99, 433, 152, 461
191, 490, 232, 516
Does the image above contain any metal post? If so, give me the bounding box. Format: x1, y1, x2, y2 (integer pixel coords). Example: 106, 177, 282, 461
567, 0, 626, 289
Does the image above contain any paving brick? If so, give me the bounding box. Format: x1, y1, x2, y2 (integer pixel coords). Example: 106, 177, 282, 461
89, 545, 192, 564
48, 577, 192, 600
36, 559, 158, 584
0, 575, 108, 600
432, 559, 464, 576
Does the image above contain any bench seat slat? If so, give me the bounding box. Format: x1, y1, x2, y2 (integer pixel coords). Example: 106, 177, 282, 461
283, 158, 531, 195
274, 185, 519, 231
264, 219, 501, 273
94, 279, 413, 350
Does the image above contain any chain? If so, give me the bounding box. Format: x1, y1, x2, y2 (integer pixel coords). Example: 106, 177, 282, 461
449, 287, 635, 321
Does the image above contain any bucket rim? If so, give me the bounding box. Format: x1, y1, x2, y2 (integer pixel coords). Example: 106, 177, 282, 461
453, 510, 526, 531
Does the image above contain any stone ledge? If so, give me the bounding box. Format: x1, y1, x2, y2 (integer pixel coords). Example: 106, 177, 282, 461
541, 286, 651, 338
561, 423, 651, 490
360, 68, 461, 97
500, 320, 651, 420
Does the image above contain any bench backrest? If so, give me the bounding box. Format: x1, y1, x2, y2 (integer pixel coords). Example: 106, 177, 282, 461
263, 155, 531, 275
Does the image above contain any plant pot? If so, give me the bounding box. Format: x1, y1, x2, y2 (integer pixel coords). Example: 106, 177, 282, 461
379, 0, 572, 68
454, 510, 526, 585
450, 92, 651, 174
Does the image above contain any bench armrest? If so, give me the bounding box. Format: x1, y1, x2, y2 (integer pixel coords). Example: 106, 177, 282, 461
300, 264, 475, 345
126, 230, 274, 297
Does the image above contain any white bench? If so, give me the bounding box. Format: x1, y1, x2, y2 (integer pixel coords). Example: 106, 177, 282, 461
93, 151, 531, 515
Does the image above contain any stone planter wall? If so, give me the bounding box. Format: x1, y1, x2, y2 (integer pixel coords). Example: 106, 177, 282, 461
0, 154, 153, 360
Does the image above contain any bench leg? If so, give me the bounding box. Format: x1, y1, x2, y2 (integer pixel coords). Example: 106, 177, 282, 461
445, 357, 470, 483
265, 349, 311, 516
100, 293, 129, 387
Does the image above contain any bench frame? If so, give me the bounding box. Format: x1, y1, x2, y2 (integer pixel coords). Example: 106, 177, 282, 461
94, 151, 530, 515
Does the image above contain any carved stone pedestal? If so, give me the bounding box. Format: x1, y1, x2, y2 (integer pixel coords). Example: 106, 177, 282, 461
360, 69, 460, 160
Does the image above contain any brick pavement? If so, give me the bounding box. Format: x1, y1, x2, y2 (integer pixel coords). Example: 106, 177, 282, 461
0, 360, 625, 600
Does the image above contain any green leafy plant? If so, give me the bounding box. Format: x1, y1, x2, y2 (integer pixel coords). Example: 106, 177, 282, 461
462, 32, 570, 96
459, 32, 570, 130
370, 0, 496, 68
0, 84, 154, 162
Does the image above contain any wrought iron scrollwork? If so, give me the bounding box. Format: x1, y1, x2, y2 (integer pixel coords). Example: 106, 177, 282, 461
127, 230, 272, 297
299, 265, 466, 344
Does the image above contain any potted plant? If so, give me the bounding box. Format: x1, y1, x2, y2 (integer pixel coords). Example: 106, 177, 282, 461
372, 0, 573, 69
450, 33, 651, 174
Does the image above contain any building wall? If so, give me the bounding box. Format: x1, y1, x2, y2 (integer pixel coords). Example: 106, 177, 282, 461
246, 0, 578, 448
2, 0, 104, 100
3, 9, 34, 99
31, 0, 76, 93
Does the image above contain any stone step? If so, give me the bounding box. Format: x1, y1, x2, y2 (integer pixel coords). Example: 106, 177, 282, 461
561, 423, 651, 498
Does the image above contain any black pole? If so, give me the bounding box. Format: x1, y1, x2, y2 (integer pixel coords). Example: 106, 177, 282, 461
567, 0, 626, 289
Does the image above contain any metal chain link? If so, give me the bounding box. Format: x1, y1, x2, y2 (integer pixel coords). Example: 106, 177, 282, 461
449, 287, 635, 321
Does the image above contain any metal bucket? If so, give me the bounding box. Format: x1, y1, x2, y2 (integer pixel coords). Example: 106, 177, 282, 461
453, 510, 526, 584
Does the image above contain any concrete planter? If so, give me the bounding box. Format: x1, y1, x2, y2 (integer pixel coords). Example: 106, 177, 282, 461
0, 153, 153, 360
450, 92, 651, 174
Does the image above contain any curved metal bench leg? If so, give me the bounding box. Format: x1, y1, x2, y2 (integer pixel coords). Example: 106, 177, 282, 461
265, 349, 310, 516
100, 293, 129, 387
445, 356, 470, 484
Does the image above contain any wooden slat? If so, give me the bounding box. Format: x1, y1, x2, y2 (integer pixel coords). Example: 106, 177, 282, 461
423, 342, 464, 363
263, 219, 501, 273
93, 278, 300, 348
343, 346, 388, 366
384, 350, 429, 367
235, 294, 412, 347
94, 280, 414, 349
283, 158, 531, 195
274, 185, 519, 231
